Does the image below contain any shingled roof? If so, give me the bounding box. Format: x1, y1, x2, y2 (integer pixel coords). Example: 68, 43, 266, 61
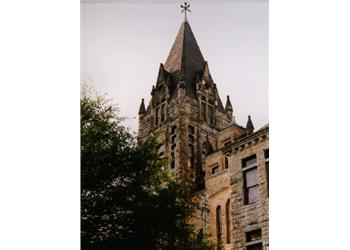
162, 20, 225, 112
164, 21, 205, 98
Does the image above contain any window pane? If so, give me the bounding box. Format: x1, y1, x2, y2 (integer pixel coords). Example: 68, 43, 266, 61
247, 243, 263, 250
246, 229, 262, 242
264, 148, 269, 159
245, 168, 258, 187
200, 102, 206, 120
212, 166, 220, 174
242, 155, 257, 168
188, 135, 194, 144
188, 125, 195, 135
208, 105, 214, 124
161, 104, 166, 122
248, 186, 259, 204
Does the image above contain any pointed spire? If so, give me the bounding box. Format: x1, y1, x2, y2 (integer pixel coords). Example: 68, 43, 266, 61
138, 98, 146, 115
164, 21, 205, 98
246, 115, 254, 134
225, 95, 233, 112
225, 95, 233, 121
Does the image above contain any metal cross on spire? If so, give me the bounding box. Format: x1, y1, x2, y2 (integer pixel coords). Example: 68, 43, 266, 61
181, 2, 191, 21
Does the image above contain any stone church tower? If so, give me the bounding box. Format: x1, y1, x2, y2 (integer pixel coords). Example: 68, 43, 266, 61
138, 20, 239, 189
138, 15, 269, 250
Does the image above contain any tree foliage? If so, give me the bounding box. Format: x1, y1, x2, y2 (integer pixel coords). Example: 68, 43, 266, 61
81, 85, 214, 250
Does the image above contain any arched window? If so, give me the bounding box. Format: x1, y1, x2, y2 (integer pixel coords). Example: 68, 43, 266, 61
226, 199, 231, 244
216, 205, 222, 248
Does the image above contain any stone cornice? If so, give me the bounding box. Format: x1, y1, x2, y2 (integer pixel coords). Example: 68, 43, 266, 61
222, 126, 269, 155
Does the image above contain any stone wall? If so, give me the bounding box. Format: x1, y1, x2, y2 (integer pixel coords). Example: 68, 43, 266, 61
228, 130, 269, 250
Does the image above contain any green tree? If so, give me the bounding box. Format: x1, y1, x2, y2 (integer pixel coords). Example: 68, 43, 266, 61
81, 85, 214, 250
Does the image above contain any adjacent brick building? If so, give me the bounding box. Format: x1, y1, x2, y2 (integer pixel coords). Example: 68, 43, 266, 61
138, 18, 269, 250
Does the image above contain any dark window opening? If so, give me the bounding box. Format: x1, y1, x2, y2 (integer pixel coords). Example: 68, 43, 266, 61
216, 206, 222, 249
246, 243, 263, 250
246, 229, 262, 242
244, 167, 259, 204
188, 125, 195, 135
225, 156, 229, 169
208, 105, 214, 125
266, 161, 269, 197
188, 144, 194, 168
200, 101, 206, 121
264, 148, 269, 159
225, 199, 231, 244
161, 103, 166, 122
246, 229, 262, 250
155, 107, 161, 125
212, 165, 220, 174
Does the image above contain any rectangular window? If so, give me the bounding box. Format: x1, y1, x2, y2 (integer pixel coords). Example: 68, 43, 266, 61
161, 103, 166, 122
243, 167, 259, 204
264, 148, 269, 197
242, 155, 257, 168
155, 107, 161, 125
188, 125, 195, 135
188, 135, 194, 144
225, 156, 229, 169
246, 229, 262, 242
208, 105, 214, 124
188, 144, 194, 168
212, 165, 220, 174
171, 144, 176, 169
266, 161, 269, 197
171, 135, 176, 144
264, 148, 269, 159
246, 243, 263, 250
246, 229, 263, 250
200, 101, 206, 120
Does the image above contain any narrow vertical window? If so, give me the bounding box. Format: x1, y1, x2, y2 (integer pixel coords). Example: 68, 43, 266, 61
216, 206, 222, 249
188, 144, 194, 168
224, 156, 229, 169
246, 229, 263, 250
188, 126, 195, 168
243, 167, 259, 204
200, 101, 206, 121
171, 144, 176, 169
208, 104, 214, 125
161, 103, 166, 122
155, 107, 161, 125
264, 149, 269, 197
170, 125, 177, 169
225, 199, 231, 244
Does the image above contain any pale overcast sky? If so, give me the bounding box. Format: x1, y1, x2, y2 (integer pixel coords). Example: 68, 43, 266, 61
81, 0, 268, 133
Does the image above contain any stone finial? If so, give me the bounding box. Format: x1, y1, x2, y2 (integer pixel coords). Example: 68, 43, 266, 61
156, 63, 165, 85
246, 115, 254, 134
225, 95, 233, 122
151, 85, 156, 95
138, 98, 146, 116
